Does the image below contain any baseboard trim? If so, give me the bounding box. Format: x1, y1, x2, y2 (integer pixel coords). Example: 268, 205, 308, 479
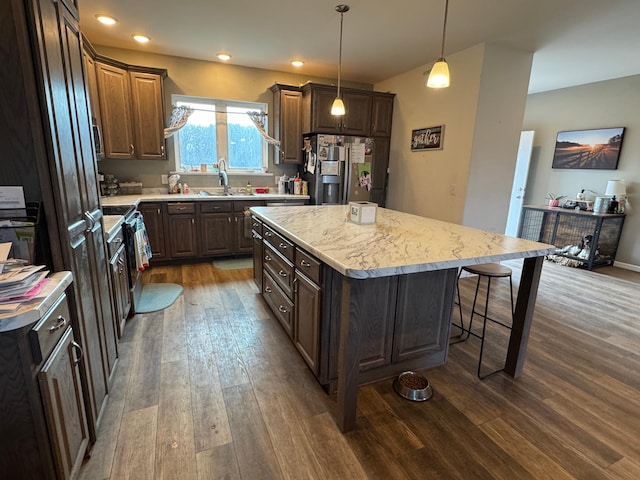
613, 261, 640, 272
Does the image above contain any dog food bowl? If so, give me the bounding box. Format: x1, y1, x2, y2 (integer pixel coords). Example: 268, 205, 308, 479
393, 371, 433, 402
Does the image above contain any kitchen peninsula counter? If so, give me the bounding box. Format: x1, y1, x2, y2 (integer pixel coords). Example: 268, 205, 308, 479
250, 205, 554, 432
101, 192, 309, 209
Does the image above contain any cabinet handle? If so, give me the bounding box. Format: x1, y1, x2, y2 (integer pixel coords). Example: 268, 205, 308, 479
130, 144, 135, 155
83, 211, 95, 232
265, 231, 273, 237
278, 242, 287, 249
191, 218, 194, 225
161, 145, 165, 155
114, 237, 122, 245
235, 217, 238, 223
157, 208, 161, 215
71, 340, 83, 365
228, 217, 232, 223
176, 206, 187, 210
300, 259, 311, 268
278, 269, 288, 278
293, 277, 298, 293
265, 286, 272, 293
278, 305, 288, 313
264, 254, 272, 261
252, 222, 259, 228
48, 315, 67, 332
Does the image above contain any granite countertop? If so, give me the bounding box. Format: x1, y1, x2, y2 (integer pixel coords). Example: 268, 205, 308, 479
251, 205, 556, 279
101, 192, 309, 208
0, 271, 73, 332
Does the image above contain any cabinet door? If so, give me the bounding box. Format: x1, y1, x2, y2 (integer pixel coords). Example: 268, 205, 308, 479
139, 203, 166, 259
371, 136, 390, 191
234, 213, 253, 253
201, 213, 234, 256
167, 214, 198, 258
370, 94, 394, 137
294, 271, 321, 375
341, 91, 372, 136
310, 86, 341, 133
129, 71, 166, 159
253, 234, 263, 291
83, 50, 103, 149
96, 61, 134, 159
273, 86, 302, 164
35, 0, 113, 440
110, 245, 130, 337
39, 327, 89, 480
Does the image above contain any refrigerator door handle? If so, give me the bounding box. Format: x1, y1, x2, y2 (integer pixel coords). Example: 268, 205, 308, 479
342, 156, 350, 205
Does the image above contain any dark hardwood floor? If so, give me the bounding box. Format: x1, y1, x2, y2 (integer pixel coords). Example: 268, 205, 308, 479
78, 260, 640, 479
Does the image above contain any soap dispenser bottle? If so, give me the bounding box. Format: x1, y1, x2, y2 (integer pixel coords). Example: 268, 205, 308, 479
246, 181, 252, 194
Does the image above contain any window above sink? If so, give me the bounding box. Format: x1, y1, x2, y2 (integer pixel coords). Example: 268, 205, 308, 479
172, 95, 268, 174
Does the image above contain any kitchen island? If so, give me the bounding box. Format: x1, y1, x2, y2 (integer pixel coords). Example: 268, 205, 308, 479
250, 205, 555, 432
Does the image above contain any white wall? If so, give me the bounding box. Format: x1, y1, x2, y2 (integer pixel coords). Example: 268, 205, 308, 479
376, 43, 533, 231
523, 75, 640, 268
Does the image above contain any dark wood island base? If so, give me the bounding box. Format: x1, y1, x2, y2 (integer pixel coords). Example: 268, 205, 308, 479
250, 206, 553, 432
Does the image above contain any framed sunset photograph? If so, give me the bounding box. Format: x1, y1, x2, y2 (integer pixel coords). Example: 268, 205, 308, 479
552, 127, 625, 169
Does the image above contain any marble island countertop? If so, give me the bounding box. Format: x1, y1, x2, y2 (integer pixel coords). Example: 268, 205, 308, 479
102, 214, 125, 238
251, 205, 556, 279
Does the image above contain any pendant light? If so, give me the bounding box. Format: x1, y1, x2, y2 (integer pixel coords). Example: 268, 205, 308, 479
331, 4, 350, 116
427, 0, 450, 88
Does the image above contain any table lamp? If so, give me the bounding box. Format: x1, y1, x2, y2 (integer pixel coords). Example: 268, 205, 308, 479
605, 180, 626, 213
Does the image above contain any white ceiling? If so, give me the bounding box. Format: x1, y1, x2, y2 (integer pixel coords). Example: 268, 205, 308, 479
79, 0, 640, 94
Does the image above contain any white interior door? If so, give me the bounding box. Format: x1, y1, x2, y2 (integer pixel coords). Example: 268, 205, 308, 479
505, 130, 534, 236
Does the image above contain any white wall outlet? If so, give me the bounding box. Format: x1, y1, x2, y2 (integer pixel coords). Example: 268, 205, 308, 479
161, 174, 169, 185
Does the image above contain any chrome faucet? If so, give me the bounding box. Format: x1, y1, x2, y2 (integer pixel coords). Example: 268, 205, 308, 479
218, 158, 229, 195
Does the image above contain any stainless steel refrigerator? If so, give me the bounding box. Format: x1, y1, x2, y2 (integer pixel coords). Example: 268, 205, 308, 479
301, 134, 375, 205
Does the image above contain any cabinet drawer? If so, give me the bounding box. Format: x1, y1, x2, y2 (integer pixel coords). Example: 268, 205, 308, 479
234, 200, 265, 212
296, 248, 322, 285
263, 271, 294, 338
200, 201, 232, 213
263, 224, 294, 262
167, 202, 195, 214
107, 227, 124, 259
29, 293, 71, 364
263, 242, 294, 299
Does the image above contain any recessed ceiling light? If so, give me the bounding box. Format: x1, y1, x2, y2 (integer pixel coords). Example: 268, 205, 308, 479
95, 14, 117, 25
291, 60, 304, 67
132, 34, 150, 43
217, 53, 231, 61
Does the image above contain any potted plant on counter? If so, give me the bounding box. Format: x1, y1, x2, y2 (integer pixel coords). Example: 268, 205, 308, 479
547, 193, 566, 208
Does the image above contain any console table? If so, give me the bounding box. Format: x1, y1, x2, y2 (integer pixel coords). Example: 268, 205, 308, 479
518, 205, 625, 270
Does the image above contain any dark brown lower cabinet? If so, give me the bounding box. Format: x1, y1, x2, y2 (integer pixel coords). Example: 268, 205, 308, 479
0, 286, 89, 480
200, 201, 234, 256
257, 220, 456, 391
138, 203, 166, 259
166, 202, 198, 258
293, 271, 321, 375
39, 327, 89, 480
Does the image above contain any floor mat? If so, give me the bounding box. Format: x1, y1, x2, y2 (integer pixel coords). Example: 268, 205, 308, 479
135, 283, 183, 313
212, 257, 253, 270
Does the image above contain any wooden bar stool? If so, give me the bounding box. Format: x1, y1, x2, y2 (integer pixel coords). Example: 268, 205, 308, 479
451, 263, 514, 379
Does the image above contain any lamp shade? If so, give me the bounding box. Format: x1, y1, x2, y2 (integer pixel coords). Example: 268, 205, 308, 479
331, 97, 346, 116
605, 180, 626, 196
427, 59, 450, 88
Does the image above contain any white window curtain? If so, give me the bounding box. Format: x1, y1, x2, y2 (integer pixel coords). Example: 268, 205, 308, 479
246, 111, 280, 149
164, 105, 194, 139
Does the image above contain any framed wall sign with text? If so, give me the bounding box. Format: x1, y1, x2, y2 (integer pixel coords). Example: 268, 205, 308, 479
411, 125, 443, 151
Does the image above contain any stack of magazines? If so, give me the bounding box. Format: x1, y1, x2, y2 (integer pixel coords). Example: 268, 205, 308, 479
0, 260, 49, 313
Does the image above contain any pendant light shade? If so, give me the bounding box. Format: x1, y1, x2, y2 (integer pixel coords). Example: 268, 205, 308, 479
332, 4, 350, 116
427, 59, 450, 88
427, 0, 450, 89
330, 97, 346, 116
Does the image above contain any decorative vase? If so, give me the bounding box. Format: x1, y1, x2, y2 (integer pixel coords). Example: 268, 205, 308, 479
548, 199, 560, 207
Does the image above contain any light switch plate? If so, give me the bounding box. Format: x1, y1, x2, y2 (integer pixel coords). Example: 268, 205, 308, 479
161, 174, 169, 184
